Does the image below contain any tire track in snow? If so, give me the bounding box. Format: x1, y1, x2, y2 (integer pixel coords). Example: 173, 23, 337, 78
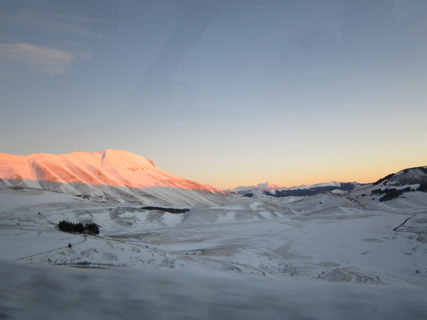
393, 217, 412, 232
15, 235, 88, 261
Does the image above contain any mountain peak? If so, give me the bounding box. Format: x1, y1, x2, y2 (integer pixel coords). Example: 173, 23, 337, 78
233, 181, 284, 192
97, 149, 156, 170
256, 182, 284, 190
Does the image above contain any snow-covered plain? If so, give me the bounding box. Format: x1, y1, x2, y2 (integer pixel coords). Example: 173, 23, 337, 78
1, 155, 427, 319
1, 181, 427, 319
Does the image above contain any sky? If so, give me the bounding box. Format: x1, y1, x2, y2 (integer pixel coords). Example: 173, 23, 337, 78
1, 0, 427, 189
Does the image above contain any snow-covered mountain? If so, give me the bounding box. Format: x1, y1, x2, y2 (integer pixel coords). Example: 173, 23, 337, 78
0, 150, 227, 205
233, 181, 284, 193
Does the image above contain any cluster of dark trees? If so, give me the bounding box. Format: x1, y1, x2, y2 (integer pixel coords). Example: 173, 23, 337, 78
140, 206, 190, 214
58, 220, 99, 235
418, 182, 427, 192
371, 187, 412, 202
371, 182, 427, 202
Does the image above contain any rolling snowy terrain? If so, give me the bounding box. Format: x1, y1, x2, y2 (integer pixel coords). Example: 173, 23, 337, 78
1, 152, 427, 319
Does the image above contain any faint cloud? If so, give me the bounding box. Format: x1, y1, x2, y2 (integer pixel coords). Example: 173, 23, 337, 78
0, 42, 90, 75
0, 0, 118, 37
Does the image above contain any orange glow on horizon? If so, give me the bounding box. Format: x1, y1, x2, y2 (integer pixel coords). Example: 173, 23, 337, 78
1, 150, 425, 192
183, 162, 427, 190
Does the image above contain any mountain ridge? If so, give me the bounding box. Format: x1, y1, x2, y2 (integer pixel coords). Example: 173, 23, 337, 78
0, 150, 226, 205
1, 150, 425, 204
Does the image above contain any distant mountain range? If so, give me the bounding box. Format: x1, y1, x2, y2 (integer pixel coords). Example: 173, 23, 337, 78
0, 150, 426, 204
234, 181, 359, 198
233, 182, 285, 192
234, 166, 427, 200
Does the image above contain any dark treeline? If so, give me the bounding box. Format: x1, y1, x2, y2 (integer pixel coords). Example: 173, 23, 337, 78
140, 206, 190, 214
58, 220, 100, 235
371, 187, 412, 202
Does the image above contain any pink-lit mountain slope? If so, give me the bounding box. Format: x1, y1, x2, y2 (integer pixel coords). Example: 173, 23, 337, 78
0, 150, 227, 205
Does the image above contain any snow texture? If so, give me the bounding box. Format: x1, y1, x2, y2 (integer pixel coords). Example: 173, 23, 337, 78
1, 154, 427, 319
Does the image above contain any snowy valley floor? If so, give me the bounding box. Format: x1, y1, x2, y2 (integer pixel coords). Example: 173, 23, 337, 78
1, 186, 427, 319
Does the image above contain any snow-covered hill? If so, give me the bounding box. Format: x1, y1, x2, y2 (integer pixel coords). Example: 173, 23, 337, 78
0, 150, 227, 205
345, 166, 427, 204
373, 166, 427, 187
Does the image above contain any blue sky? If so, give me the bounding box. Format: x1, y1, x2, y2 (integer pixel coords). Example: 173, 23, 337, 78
1, 0, 427, 189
